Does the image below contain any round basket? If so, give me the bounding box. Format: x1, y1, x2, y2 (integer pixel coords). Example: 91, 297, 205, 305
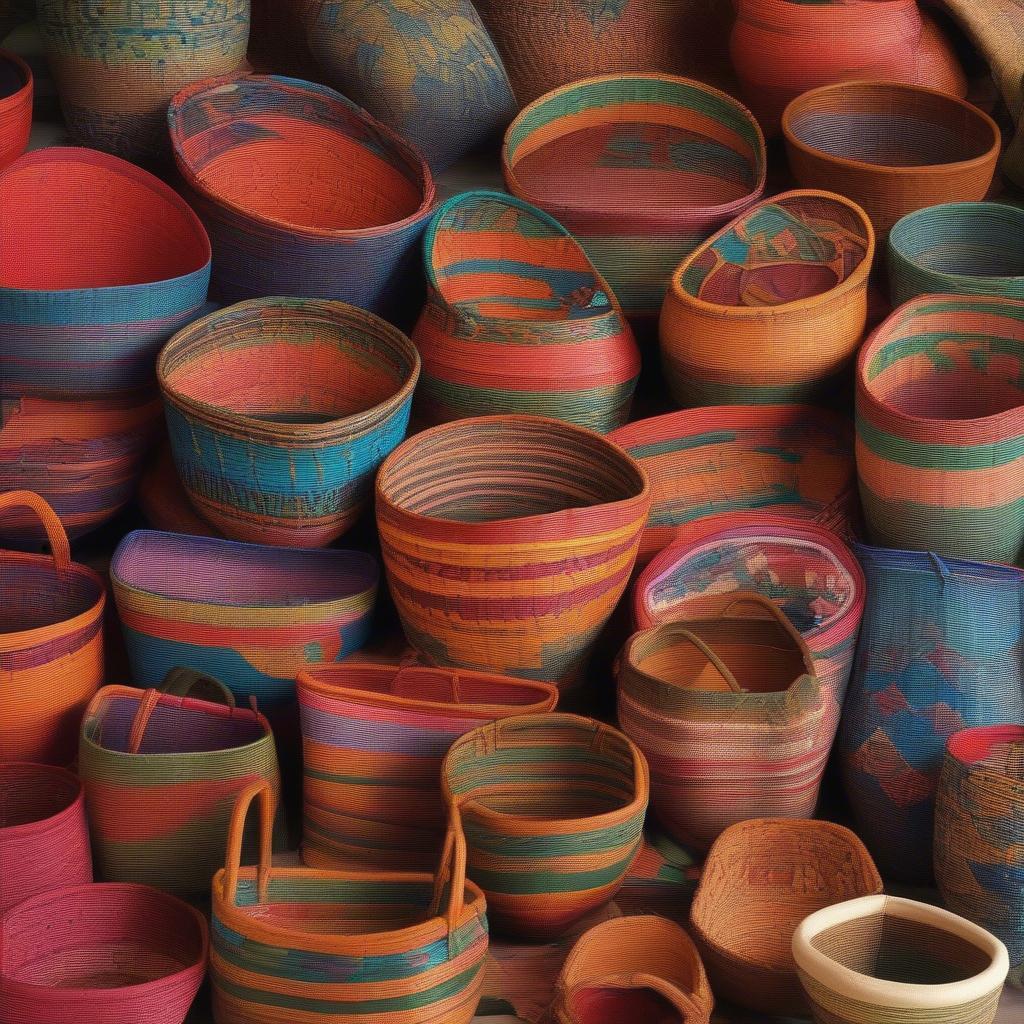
661, 189, 875, 405
0, 48, 31, 171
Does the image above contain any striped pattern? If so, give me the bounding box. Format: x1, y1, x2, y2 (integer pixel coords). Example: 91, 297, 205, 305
413, 190, 640, 433
0, 49, 31, 171
856, 294, 1024, 564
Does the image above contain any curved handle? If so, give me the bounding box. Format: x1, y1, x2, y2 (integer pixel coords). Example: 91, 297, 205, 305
429, 802, 469, 943
159, 667, 237, 708
631, 628, 743, 694
127, 689, 163, 754
0, 491, 71, 570
720, 594, 776, 620
224, 780, 274, 906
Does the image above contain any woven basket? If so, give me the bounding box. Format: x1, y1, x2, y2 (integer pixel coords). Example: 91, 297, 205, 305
661, 189, 875, 405
504, 74, 766, 321
1, 491, 105, 765
856, 293, 1024, 564
0, 762, 92, 913
158, 297, 420, 546
35, 0, 248, 162
376, 415, 650, 690
691, 818, 883, 1016
783, 81, 1000, 236
0, 882, 208, 1024
138, 446, 222, 538
608, 404, 857, 564
550, 914, 714, 1024
211, 779, 489, 1024
168, 74, 435, 315
111, 529, 378, 708
792, 895, 1009, 1024
0, 48, 31, 171
839, 545, 1024, 883
298, 661, 558, 871
413, 189, 640, 433
936, 725, 1024, 988
441, 713, 649, 940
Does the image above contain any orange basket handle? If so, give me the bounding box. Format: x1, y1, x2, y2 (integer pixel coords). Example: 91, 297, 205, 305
719, 594, 776, 620
126, 689, 163, 754
159, 667, 237, 708
429, 802, 469, 942
666, 629, 744, 694
224, 780, 274, 906
0, 491, 71, 571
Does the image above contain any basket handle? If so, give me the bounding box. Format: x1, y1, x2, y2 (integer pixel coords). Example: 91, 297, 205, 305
0, 491, 71, 570
224, 780, 274, 906
429, 802, 469, 942
159, 667, 237, 708
719, 595, 776, 620
126, 689, 164, 754
660, 629, 743, 694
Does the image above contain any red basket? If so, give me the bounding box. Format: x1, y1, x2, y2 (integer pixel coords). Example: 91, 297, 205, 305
0, 49, 31, 171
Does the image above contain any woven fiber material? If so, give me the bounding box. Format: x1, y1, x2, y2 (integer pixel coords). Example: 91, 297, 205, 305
441, 713, 649, 940
661, 189, 875, 406
35, 0, 249, 162
413, 189, 641, 433
138, 446, 223, 538
783, 81, 1000, 237
157, 297, 420, 546
856, 294, 1024, 564
792, 895, 1009, 1024
376, 414, 650, 690
0, 48, 30, 171
617, 594, 829, 850
690, 818, 883, 1017
306, 0, 515, 173
838, 545, 1024, 883
0, 491, 105, 765
79, 680, 281, 897
550, 914, 713, 1024
608, 404, 857, 564
503, 74, 766, 321
298, 662, 558, 872
168, 74, 435, 315
111, 530, 378, 708
210, 780, 489, 1024
0, 762, 92, 913
0, 882, 208, 1024
936, 726, 1024, 988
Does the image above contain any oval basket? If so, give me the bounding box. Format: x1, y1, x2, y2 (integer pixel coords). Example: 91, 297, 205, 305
504, 74, 766, 321
0, 48, 31, 171
661, 189, 875, 405
413, 189, 640, 433
856, 293, 1024, 564
158, 297, 420, 546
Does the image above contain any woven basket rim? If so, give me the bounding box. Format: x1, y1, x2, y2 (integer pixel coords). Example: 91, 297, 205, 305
0, 47, 31, 114
0, 761, 84, 836
853, 542, 1024, 584
946, 723, 1024, 769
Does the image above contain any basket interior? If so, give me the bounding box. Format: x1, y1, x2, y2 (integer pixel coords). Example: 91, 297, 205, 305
0, 53, 28, 98
892, 207, 1024, 279
569, 986, 682, 1024
0, 764, 79, 828
0, 561, 101, 633
949, 727, 1024, 777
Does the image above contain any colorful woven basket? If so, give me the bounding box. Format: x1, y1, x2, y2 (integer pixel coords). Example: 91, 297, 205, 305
792, 895, 1009, 1024
0, 882, 209, 1024
158, 297, 420, 546
690, 818, 883, 1016
376, 415, 650, 689
1, 491, 105, 765
936, 725, 1024, 988
503, 74, 766, 321
210, 779, 489, 1024
0, 48, 31, 171
608, 404, 857, 564
441, 713, 649, 940
413, 189, 640, 433
111, 529, 378, 708
35, 0, 249, 161
661, 189, 875, 405
137, 446, 222, 538
838, 545, 1024, 882
783, 81, 1000, 236
298, 661, 558, 871
168, 74, 435, 315
856, 293, 1024, 564
0, 762, 92, 913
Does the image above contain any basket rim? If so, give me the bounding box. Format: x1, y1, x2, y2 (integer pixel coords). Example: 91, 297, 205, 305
0, 47, 32, 114
946, 723, 1024, 770
0, 761, 84, 835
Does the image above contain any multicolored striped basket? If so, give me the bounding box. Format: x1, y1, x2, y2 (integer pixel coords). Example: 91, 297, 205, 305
0, 762, 92, 913
935, 725, 1024, 988
35, 0, 249, 161
856, 293, 1024, 564
441, 713, 649, 940
0, 48, 31, 171
79, 678, 281, 897
158, 297, 420, 546
210, 779, 489, 1024
298, 661, 558, 872
792, 895, 1009, 1024
412, 189, 640, 433
503, 74, 766, 321
376, 415, 651, 690
838, 545, 1024, 882
690, 818, 883, 1017
168, 74, 435, 315
0, 882, 209, 1024
661, 189, 875, 405
111, 529, 379, 709
608, 404, 857, 564
783, 81, 1000, 236
1, 491, 105, 766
